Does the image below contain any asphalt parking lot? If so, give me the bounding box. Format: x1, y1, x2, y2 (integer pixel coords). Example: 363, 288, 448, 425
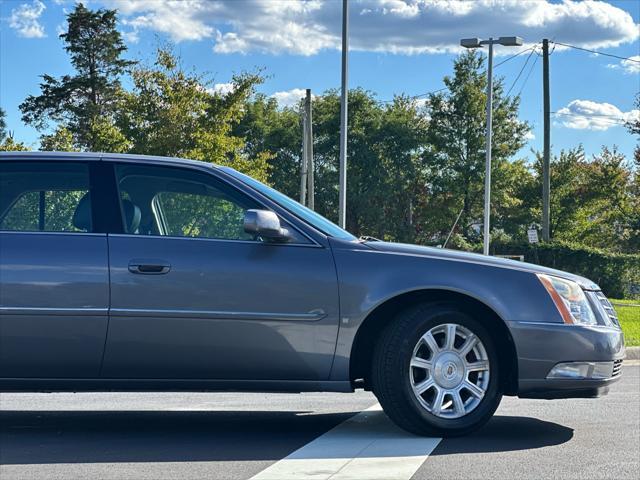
1, 364, 638, 480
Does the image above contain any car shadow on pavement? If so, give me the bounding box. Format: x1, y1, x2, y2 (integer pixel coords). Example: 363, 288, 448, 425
0, 410, 357, 465
431, 415, 574, 455
0, 410, 573, 465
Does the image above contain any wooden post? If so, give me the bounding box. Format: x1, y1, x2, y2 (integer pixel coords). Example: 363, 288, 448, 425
542, 38, 551, 241
300, 102, 307, 206
305, 89, 315, 210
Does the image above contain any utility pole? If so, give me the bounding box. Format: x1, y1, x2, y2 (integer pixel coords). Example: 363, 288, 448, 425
338, 0, 349, 228
299, 101, 307, 206
461, 36, 523, 255
305, 89, 315, 210
542, 38, 551, 241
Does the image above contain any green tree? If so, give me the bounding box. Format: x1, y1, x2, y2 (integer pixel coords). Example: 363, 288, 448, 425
40, 127, 77, 152
0, 109, 29, 151
0, 136, 30, 152
89, 117, 130, 153
234, 95, 301, 198
372, 95, 429, 240
19, 3, 133, 150
0, 107, 6, 142
239, 89, 428, 239
420, 51, 530, 244
118, 48, 269, 181
491, 158, 536, 240
524, 146, 638, 252
313, 89, 386, 235
626, 93, 640, 165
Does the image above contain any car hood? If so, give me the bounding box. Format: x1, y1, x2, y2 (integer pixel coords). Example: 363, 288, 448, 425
363, 241, 600, 290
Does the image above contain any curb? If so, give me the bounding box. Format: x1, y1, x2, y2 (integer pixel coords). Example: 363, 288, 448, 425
626, 347, 640, 360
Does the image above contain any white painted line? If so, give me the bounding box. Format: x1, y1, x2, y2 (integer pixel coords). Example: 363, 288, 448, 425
250, 403, 442, 480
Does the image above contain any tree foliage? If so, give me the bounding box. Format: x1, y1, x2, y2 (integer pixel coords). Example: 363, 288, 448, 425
239, 89, 429, 239
0, 107, 6, 142
0, 136, 30, 152
626, 93, 640, 165
419, 51, 530, 242
234, 95, 301, 196
0, 109, 29, 151
39, 127, 77, 152
19, 3, 133, 150
117, 48, 269, 181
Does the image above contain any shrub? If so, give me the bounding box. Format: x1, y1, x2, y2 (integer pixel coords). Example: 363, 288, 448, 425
490, 240, 640, 299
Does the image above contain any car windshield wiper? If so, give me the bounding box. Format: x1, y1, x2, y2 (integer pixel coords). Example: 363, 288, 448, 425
359, 235, 382, 242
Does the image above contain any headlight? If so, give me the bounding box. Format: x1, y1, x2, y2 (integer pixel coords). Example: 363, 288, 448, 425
537, 274, 598, 325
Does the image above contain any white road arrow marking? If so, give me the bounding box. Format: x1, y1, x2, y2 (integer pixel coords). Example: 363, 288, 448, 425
250, 403, 441, 480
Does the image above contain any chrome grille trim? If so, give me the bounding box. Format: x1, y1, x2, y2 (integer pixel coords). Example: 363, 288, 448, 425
612, 359, 623, 377
592, 291, 620, 327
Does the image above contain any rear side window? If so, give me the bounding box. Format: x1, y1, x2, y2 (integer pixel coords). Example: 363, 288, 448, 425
0, 162, 92, 233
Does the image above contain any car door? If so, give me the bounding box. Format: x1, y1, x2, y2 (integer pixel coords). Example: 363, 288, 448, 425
0, 159, 109, 378
101, 161, 340, 381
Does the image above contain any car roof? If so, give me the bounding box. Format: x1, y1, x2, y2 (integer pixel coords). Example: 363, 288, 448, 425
0, 151, 219, 170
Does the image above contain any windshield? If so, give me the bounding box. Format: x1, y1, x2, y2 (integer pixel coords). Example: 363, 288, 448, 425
222, 167, 357, 241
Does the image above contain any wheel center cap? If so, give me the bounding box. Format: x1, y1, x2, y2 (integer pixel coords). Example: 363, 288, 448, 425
445, 363, 456, 378
433, 352, 465, 389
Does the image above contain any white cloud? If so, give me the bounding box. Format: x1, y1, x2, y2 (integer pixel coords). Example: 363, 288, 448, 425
9, 0, 46, 38
55, 23, 66, 37
270, 88, 308, 108
208, 83, 236, 96
524, 131, 535, 141
97, 0, 639, 55
413, 97, 429, 109
607, 55, 640, 74
106, 0, 214, 42
98, 0, 638, 56
121, 29, 140, 44
555, 99, 639, 131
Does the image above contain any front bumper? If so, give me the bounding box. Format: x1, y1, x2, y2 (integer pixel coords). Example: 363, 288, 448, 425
508, 321, 625, 399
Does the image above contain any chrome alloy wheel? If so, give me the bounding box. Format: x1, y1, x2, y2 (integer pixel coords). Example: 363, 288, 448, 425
409, 323, 490, 419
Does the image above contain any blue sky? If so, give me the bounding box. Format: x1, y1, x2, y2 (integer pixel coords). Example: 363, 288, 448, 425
1, 0, 638, 162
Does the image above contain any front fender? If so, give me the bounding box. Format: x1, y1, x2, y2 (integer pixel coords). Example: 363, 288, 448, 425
328, 240, 562, 381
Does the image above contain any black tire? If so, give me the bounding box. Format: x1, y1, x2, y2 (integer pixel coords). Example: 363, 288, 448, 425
372, 302, 502, 437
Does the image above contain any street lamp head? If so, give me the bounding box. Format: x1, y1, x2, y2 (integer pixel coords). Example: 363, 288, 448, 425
497, 36, 523, 47
461, 36, 524, 48
460, 38, 481, 49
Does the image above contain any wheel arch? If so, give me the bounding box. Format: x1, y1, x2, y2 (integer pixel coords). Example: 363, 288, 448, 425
349, 288, 519, 395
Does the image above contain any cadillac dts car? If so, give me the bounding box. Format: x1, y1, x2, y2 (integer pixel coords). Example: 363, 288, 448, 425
0, 152, 625, 436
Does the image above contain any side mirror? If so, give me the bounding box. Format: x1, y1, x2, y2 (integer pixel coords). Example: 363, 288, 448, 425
243, 209, 291, 242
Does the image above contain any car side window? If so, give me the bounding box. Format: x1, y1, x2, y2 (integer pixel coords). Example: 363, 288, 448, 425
114, 163, 305, 242
0, 162, 92, 233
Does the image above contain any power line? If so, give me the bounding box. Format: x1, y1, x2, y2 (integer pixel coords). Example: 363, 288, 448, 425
551, 41, 640, 63
378, 87, 447, 104
388, 41, 636, 104
505, 47, 536, 97
551, 110, 630, 120
516, 50, 539, 97
552, 111, 628, 125
412, 88, 448, 98
378, 47, 537, 104
494, 45, 538, 68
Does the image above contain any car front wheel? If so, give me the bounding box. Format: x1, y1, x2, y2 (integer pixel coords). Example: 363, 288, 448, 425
372, 303, 502, 436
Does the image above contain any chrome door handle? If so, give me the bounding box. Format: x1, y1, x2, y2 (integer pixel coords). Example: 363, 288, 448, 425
128, 260, 171, 275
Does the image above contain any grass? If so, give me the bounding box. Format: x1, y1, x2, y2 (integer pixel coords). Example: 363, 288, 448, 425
612, 299, 640, 347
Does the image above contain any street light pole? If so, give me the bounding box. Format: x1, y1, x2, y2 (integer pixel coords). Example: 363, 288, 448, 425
483, 39, 494, 256
338, 0, 349, 229
460, 36, 523, 255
